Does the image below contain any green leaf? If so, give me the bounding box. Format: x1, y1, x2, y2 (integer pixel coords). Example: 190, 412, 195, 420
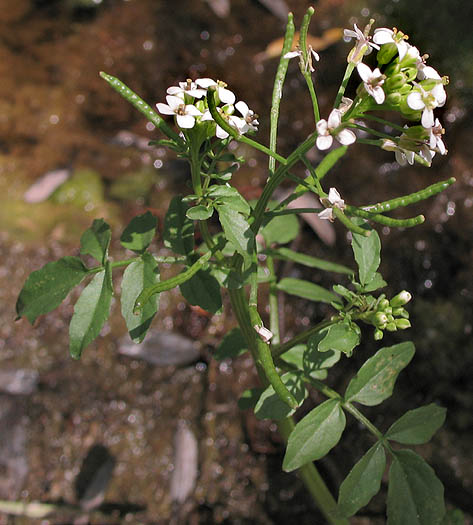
80, 218, 111, 264
120, 211, 157, 254
387, 450, 445, 525
261, 212, 299, 246
214, 327, 248, 360
351, 224, 381, 286
69, 264, 114, 359
238, 388, 264, 410
441, 509, 465, 525
318, 322, 360, 357
361, 272, 387, 292
269, 247, 354, 275
207, 184, 250, 215
186, 204, 214, 220
254, 372, 307, 420
216, 205, 254, 257
283, 399, 346, 472
16, 256, 88, 324
120, 253, 160, 343
344, 342, 415, 406
179, 268, 222, 314
385, 404, 447, 445
276, 278, 341, 305
163, 196, 195, 255
337, 442, 386, 518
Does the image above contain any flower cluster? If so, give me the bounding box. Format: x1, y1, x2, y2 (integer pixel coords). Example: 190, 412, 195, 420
156, 78, 258, 140
368, 290, 412, 341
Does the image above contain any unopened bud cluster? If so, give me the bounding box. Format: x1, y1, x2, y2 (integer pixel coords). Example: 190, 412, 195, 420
369, 291, 412, 340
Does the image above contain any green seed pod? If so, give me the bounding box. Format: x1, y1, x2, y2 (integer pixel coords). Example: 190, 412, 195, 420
385, 73, 407, 92
374, 329, 384, 341
395, 318, 412, 330
386, 322, 397, 332
390, 290, 412, 307
377, 43, 397, 65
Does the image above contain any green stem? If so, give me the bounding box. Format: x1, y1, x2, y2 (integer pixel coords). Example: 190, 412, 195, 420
342, 402, 385, 442
265, 207, 324, 217
190, 144, 203, 197
334, 63, 355, 109
266, 255, 280, 344
278, 418, 349, 525
332, 206, 370, 236
87, 256, 186, 275
362, 113, 405, 132
272, 318, 340, 357
300, 7, 320, 122
346, 122, 394, 140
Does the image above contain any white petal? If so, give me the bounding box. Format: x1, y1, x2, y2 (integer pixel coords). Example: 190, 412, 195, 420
318, 208, 334, 220
394, 150, 407, 166
195, 78, 217, 88
176, 114, 196, 128
437, 138, 447, 155
407, 92, 425, 110
337, 128, 356, 145
328, 187, 341, 204
405, 151, 415, 165
421, 108, 435, 128
228, 115, 246, 131
396, 41, 409, 61
310, 48, 320, 61
185, 104, 202, 116
187, 88, 207, 98
316, 135, 333, 150
432, 84, 446, 106
422, 66, 441, 80
167, 86, 182, 95
283, 50, 301, 59
235, 100, 249, 117
316, 119, 328, 135
201, 110, 213, 121
218, 87, 236, 105
327, 109, 341, 129
357, 62, 372, 83
343, 29, 358, 39
156, 103, 175, 115
165, 95, 185, 109
373, 28, 394, 45
372, 86, 385, 104
216, 125, 229, 139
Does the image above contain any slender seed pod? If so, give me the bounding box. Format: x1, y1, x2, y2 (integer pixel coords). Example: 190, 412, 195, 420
332, 206, 371, 236
248, 306, 298, 409
346, 205, 425, 228
361, 178, 456, 214
134, 252, 212, 313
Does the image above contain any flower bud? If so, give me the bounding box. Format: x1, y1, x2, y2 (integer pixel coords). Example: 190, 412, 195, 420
395, 318, 412, 330
404, 67, 417, 82
374, 329, 384, 341
374, 312, 388, 327
390, 290, 412, 307
386, 322, 397, 332
385, 73, 407, 92
384, 63, 401, 77
404, 125, 429, 140
377, 298, 390, 310
392, 307, 409, 318
377, 43, 397, 65
385, 92, 402, 107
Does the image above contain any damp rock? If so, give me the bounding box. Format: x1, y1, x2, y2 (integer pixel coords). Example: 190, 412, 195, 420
170, 421, 198, 504
118, 331, 200, 367
0, 369, 39, 395
109, 169, 157, 201
23, 169, 71, 203
0, 397, 29, 498
50, 168, 104, 210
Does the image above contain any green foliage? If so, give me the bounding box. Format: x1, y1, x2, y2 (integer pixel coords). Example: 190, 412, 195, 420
254, 372, 307, 420
351, 224, 381, 287
276, 278, 341, 305
337, 442, 386, 517
120, 211, 157, 254
69, 264, 113, 359
179, 268, 222, 314
214, 327, 247, 360
385, 404, 447, 445
260, 211, 299, 246
318, 321, 360, 357
164, 196, 194, 255
387, 450, 445, 525
16, 256, 88, 324
283, 399, 346, 472
121, 253, 160, 343
268, 246, 354, 275
80, 218, 111, 265
216, 205, 254, 257
344, 342, 415, 406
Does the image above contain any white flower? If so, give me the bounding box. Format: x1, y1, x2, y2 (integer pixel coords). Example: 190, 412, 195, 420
381, 138, 415, 166
235, 101, 259, 133
201, 105, 248, 139
284, 45, 320, 73
406, 85, 444, 128
318, 187, 345, 221
416, 66, 447, 107
428, 118, 447, 155
156, 95, 202, 129
316, 109, 356, 150
166, 79, 207, 99
339, 97, 354, 115
195, 78, 236, 104
344, 22, 379, 64
373, 27, 410, 61
357, 63, 386, 104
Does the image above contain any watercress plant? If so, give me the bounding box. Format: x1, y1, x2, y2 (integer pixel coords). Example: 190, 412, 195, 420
16, 7, 454, 524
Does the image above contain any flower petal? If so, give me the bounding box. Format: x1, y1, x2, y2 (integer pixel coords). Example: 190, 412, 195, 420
316, 119, 328, 135
218, 87, 236, 105
337, 128, 356, 145
166, 95, 185, 109
357, 62, 372, 83
316, 135, 333, 150
156, 103, 175, 115
185, 104, 203, 116
407, 92, 424, 110
235, 100, 249, 117
396, 41, 409, 61
372, 86, 385, 104
216, 125, 229, 139
284, 50, 301, 59
195, 78, 217, 88
318, 208, 334, 220
176, 114, 196, 129
327, 109, 341, 129
421, 108, 435, 128
373, 28, 394, 45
